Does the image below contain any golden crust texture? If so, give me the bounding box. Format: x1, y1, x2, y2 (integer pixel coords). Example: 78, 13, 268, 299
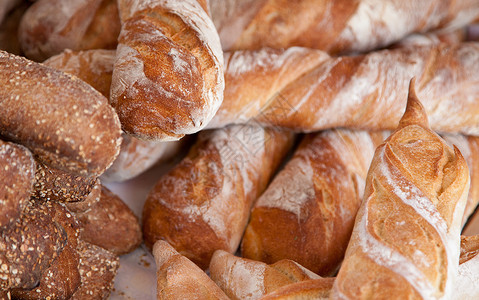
331, 82, 470, 299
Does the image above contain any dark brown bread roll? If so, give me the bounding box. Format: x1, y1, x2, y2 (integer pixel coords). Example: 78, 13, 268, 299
0, 50, 122, 177
0, 140, 35, 231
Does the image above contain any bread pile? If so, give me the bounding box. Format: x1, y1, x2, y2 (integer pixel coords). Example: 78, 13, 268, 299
1, 0, 479, 299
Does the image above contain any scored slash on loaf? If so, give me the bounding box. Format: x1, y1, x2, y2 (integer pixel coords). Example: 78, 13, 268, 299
111, 0, 225, 141
332, 81, 470, 298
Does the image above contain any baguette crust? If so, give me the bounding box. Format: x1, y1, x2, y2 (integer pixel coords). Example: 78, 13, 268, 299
209, 250, 319, 300
0, 51, 122, 176
211, 43, 479, 136
143, 125, 293, 269
0, 140, 35, 230
18, 0, 120, 61
242, 129, 385, 276
332, 82, 470, 299
153, 240, 229, 300
111, 0, 224, 140
259, 278, 334, 300
210, 0, 479, 53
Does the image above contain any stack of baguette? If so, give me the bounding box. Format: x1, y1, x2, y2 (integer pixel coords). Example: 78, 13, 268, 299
2, 0, 479, 299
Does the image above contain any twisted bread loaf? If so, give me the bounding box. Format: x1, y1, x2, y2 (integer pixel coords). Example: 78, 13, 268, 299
153, 240, 229, 300
0, 51, 122, 176
331, 82, 470, 298
143, 125, 294, 269
111, 0, 224, 141
209, 42, 479, 136
210, 0, 479, 53
18, 0, 120, 61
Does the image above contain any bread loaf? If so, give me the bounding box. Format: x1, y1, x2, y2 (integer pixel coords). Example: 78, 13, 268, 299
0, 51, 122, 176
0, 140, 35, 231
18, 0, 120, 61
210, 0, 479, 53
111, 0, 224, 140
242, 129, 386, 276
143, 125, 294, 269
331, 81, 469, 298
153, 240, 229, 300
209, 250, 319, 300
209, 42, 479, 136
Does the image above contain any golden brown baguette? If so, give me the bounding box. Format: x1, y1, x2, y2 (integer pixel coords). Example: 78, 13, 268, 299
18, 0, 120, 61
241, 129, 386, 276
111, 0, 224, 141
242, 129, 479, 277
331, 81, 470, 298
44, 49, 185, 182
153, 240, 229, 300
0, 51, 122, 176
143, 125, 294, 269
209, 42, 479, 136
71, 185, 142, 255
209, 250, 319, 300
0, 140, 35, 231
258, 278, 334, 300
210, 0, 479, 53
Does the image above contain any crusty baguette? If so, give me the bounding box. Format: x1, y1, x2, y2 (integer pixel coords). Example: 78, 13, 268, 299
143, 125, 294, 269
331, 81, 470, 298
0, 140, 35, 230
210, 0, 479, 53
153, 240, 229, 300
18, 0, 120, 61
111, 0, 224, 141
242, 129, 479, 277
70, 241, 119, 300
44, 49, 185, 182
0, 51, 122, 176
258, 278, 334, 300
209, 42, 479, 136
242, 129, 386, 276
72, 185, 142, 255
209, 250, 319, 300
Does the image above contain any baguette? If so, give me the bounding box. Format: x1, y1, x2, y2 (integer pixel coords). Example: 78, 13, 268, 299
44, 49, 184, 182
18, 0, 120, 61
241, 129, 386, 276
209, 250, 319, 300
242, 130, 479, 277
0, 51, 122, 176
111, 0, 224, 141
331, 81, 469, 298
209, 42, 479, 136
210, 0, 479, 53
143, 125, 294, 269
0, 140, 35, 230
153, 240, 229, 300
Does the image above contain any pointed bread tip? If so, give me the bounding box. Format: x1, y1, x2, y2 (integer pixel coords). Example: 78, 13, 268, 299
398, 78, 429, 129
153, 240, 178, 269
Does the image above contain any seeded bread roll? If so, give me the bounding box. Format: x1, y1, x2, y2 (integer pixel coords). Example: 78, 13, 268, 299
111, 0, 224, 141
153, 240, 229, 300
143, 125, 294, 269
70, 241, 119, 300
332, 82, 470, 299
18, 0, 120, 61
0, 51, 122, 177
73, 186, 142, 255
32, 160, 97, 203
0, 140, 35, 231
0, 200, 68, 290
